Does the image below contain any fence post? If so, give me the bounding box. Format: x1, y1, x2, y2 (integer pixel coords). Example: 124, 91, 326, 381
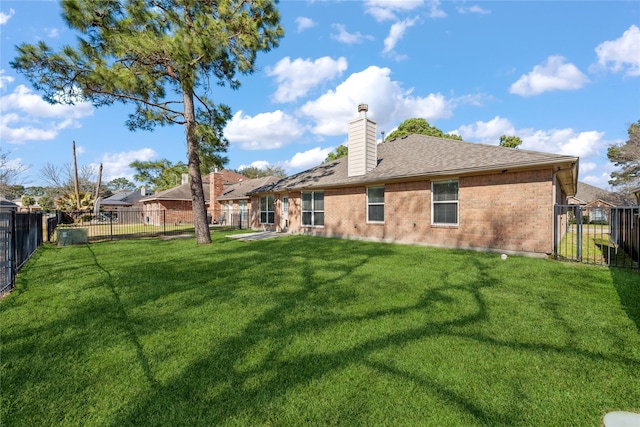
109, 210, 114, 240
163, 210, 166, 235
576, 206, 583, 262
10, 211, 16, 291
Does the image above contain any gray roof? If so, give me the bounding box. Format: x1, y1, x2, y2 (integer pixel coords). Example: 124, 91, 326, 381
573, 182, 634, 206
140, 182, 200, 202
251, 134, 579, 195
217, 176, 280, 201
101, 189, 145, 206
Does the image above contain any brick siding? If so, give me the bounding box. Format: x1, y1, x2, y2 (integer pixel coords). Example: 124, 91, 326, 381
250, 168, 558, 255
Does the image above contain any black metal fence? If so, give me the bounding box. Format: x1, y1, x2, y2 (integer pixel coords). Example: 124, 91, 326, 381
1, 211, 43, 296
49, 209, 243, 243
554, 204, 640, 268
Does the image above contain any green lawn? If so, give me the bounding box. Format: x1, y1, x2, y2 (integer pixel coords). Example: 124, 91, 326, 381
2, 233, 639, 426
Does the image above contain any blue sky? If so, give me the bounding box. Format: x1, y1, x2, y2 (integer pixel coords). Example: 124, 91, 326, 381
1, 1, 639, 190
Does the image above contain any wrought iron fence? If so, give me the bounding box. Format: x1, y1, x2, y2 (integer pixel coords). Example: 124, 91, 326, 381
554, 204, 639, 268
50, 209, 243, 242
1, 211, 43, 296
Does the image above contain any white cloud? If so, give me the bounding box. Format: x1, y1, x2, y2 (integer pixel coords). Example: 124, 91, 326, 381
383, 17, 419, 55
300, 66, 454, 136
93, 148, 158, 182
426, 0, 447, 18
284, 146, 335, 171
267, 56, 348, 103
457, 5, 490, 15
46, 27, 60, 38
364, 0, 425, 21
0, 84, 94, 144
295, 16, 315, 33
509, 56, 590, 96
238, 160, 271, 171
0, 8, 15, 25
455, 116, 516, 142
582, 172, 613, 190
0, 70, 15, 90
580, 162, 597, 173
593, 25, 640, 77
455, 117, 606, 160
1, 84, 93, 119
330, 24, 374, 45
224, 110, 306, 150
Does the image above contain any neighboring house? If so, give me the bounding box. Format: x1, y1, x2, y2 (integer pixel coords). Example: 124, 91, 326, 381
0, 196, 18, 213
140, 169, 271, 226
216, 176, 280, 226
567, 182, 634, 223
100, 188, 148, 210
249, 104, 579, 256
13, 197, 41, 212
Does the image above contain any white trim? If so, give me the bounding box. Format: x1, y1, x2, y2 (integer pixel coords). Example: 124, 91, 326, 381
431, 179, 459, 226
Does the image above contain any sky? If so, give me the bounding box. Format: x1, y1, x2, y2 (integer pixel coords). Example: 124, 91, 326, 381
1, 0, 639, 190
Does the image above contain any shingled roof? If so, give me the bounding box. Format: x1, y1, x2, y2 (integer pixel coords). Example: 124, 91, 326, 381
251, 134, 579, 196
140, 182, 198, 202
217, 176, 280, 201
572, 182, 635, 206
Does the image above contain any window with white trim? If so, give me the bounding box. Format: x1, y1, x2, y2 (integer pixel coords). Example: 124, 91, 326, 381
367, 186, 384, 223
301, 191, 324, 226
432, 180, 458, 225
260, 195, 275, 224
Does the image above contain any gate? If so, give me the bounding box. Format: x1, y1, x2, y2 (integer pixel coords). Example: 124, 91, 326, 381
554, 204, 640, 268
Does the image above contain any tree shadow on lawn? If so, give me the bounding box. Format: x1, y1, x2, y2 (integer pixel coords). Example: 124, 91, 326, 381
609, 266, 640, 333
7, 238, 639, 426
100, 242, 529, 426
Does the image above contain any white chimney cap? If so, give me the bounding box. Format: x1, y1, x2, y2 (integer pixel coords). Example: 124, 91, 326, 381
358, 103, 368, 113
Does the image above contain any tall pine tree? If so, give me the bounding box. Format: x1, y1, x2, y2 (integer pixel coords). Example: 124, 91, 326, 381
608, 120, 640, 193
12, 0, 284, 243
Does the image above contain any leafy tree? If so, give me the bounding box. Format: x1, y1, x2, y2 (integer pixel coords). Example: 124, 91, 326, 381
56, 191, 94, 212
608, 119, 640, 192
386, 118, 462, 141
499, 135, 522, 148
24, 186, 47, 197
38, 194, 55, 212
323, 144, 348, 163
12, 0, 284, 244
130, 159, 189, 191
21, 195, 35, 211
237, 165, 287, 179
107, 177, 137, 193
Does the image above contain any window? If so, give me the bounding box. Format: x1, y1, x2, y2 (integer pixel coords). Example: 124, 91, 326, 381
367, 186, 384, 223
432, 180, 458, 225
301, 191, 324, 226
260, 195, 275, 224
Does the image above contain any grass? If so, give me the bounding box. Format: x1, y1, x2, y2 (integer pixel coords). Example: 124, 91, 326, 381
2, 232, 639, 426
557, 225, 637, 267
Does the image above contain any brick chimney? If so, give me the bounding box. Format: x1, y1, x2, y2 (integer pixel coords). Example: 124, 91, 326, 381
348, 103, 377, 177
208, 169, 224, 221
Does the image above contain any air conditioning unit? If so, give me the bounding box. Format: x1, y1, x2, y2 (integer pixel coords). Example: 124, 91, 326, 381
57, 228, 88, 246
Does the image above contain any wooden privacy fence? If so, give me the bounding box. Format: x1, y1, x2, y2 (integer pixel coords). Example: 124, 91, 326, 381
554, 204, 639, 268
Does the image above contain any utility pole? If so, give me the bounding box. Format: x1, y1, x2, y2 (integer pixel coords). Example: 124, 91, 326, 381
72, 141, 81, 210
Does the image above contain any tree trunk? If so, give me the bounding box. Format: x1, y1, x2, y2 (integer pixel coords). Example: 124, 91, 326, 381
183, 88, 211, 244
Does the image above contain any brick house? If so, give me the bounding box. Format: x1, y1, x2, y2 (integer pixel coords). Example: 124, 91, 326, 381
249, 104, 579, 256
140, 169, 244, 225
566, 181, 634, 223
